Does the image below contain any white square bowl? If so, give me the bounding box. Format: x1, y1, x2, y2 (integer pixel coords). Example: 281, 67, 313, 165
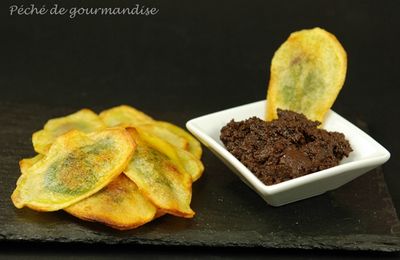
186, 100, 390, 206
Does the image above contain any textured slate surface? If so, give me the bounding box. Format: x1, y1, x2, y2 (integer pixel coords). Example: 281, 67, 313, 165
0, 103, 399, 252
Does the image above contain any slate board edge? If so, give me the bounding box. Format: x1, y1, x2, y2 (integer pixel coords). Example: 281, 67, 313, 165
1, 232, 399, 252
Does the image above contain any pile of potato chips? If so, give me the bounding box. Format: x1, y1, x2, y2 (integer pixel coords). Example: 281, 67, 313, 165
11, 105, 203, 230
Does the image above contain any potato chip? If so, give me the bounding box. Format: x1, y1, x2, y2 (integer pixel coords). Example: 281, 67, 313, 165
11, 128, 135, 211
99, 105, 154, 127
65, 174, 157, 230
32, 109, 106, 154
135, 127, 203, 182
18, 154, 44, 185
156, 121, 202, 159
175, 148, 204, 182
266, 27, 347, 122
125, 128, 194, 218
22, 136, 157, 230
100, 105, 203, 181
100, 105, 193, 153
131, 124, 189, 151
19, 154, 44, 173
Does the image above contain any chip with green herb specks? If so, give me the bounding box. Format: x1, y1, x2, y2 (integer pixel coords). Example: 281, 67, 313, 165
11, 128, 135, 211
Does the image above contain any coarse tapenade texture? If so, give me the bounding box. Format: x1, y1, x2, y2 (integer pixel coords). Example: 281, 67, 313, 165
220, 109, 352, 185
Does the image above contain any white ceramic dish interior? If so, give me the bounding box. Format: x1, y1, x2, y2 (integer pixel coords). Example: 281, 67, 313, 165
186, 100, 390, 206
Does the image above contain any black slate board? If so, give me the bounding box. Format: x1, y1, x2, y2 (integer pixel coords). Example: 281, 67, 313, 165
1, 103, 399, 252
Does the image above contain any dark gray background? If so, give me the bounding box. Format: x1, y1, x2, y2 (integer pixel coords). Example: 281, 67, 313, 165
1, 0, 399, 258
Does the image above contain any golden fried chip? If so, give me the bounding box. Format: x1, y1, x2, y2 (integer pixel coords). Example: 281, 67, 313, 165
125, 128, 194, 218
65, 174, 157, 230
132, 124, 189, 151
135, 128, 203, 182
266, 27, 347, 122
156, 121, 202, 159
99, 105, 191, 152
175, 148, 204, 182
19, 154, 44, 173
123, 121, 203, 181
99, 105, 154, 127
32, 109, 106, 154
11, 128, 135, 211
18, 154, 44, 185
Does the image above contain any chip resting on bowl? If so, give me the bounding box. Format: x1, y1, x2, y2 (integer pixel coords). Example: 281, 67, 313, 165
266, 27, 347, 122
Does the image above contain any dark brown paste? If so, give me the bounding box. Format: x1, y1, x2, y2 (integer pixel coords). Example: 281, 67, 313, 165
220, 109, 352, 185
